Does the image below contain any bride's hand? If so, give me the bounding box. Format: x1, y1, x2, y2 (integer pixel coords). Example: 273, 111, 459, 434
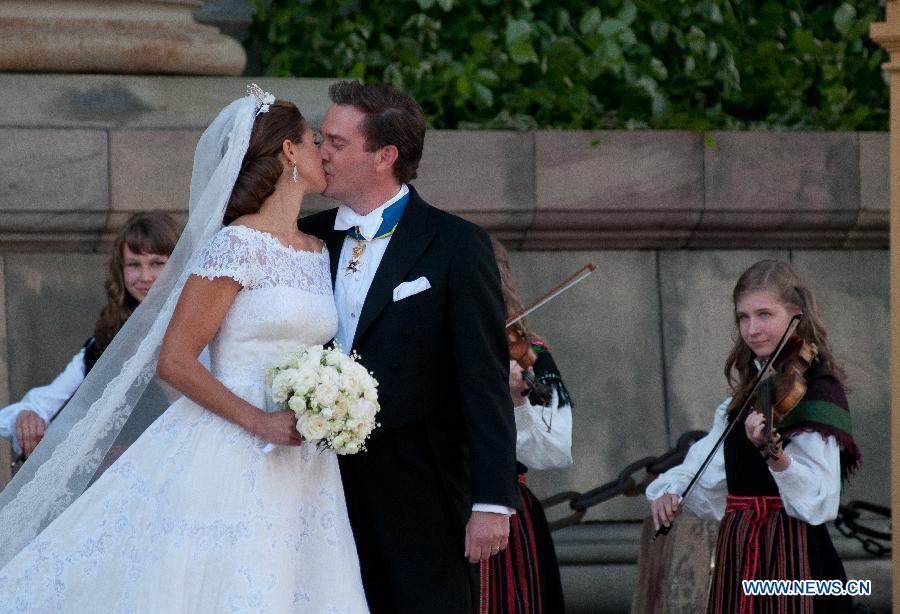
251, 410, 303, 446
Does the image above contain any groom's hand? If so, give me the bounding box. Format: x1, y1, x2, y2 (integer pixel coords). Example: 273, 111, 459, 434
464, 511, 509, 563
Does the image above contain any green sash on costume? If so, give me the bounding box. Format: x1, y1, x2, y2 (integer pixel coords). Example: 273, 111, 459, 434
779, 399, 852, 435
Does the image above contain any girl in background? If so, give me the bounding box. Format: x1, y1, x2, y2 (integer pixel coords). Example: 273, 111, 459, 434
0, 212, 179, 457
646, 259, 861, 613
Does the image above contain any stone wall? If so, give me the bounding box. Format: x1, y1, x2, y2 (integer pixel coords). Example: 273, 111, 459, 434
0, 75, 887, 251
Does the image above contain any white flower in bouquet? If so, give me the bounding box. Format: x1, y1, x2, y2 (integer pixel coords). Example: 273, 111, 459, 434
332, 398, 349, 419
266, 345, 380, 454
339, 373, 363, 398
302, 414, 329, 440
271, 371, 295, 403
344, 442, 361, 454
350, 398, 377, 421
287, 395, 306, 413
319, 367, 341, 389
292, 367, 317, 394
314, 382, 339, 407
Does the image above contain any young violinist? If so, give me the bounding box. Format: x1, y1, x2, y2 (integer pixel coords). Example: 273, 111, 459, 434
645, 259, 861, 613
480, 236, 573, 614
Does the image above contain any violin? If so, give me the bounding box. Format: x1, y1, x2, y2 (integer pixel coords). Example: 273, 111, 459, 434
503, 263, 596, 410
752, 335, 818, 459
652, 314, 806, 541
506, 323, 552, 406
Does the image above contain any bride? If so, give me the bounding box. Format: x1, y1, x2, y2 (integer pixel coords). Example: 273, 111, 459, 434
0, 87, 369, 613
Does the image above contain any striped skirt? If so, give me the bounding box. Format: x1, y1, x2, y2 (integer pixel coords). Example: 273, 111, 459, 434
479, 475, 565, 614
707, 495, 851, 614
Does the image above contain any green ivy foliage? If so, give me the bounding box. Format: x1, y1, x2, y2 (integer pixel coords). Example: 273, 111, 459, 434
247, 0, 887, 130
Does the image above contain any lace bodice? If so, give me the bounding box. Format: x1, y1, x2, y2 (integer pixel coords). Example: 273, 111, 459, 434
190, 225, 338, 394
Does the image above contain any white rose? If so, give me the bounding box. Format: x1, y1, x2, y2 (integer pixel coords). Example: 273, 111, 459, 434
304, 414, 329, 440
287, 395, 307, 413
352, 417, 373, 434
325, 350, 342, 366
318, 367, 340, 388
292, 367, 317, 394
363, 384, 378, 402
339, 373, 361, 396
350, 399, 376, 420
341, 442, 360, 454
295, 414, 313, 439
332, 399, 349, 419
347, 362, 368, 380
270, 371, 294, 403
297, 354, 317, 372
314, 382, 339, 406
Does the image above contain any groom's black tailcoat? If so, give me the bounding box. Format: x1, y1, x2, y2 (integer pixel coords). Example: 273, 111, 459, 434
300, 186, 518, 614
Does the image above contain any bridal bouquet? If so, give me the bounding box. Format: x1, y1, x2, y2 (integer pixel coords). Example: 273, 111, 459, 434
267, 345, 380, 454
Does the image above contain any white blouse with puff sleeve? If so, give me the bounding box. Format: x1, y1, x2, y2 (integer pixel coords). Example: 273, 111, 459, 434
0, 348, 87, 455
645, 396, 843, 525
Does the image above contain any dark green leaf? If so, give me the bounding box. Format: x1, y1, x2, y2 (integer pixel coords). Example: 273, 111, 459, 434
618, 2, 637, 26
579, 8, 602, 36
833, 4, 856, 37
599, 18, 626, 39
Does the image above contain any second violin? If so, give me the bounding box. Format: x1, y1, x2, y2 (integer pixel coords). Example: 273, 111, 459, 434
506, 322, 552, 406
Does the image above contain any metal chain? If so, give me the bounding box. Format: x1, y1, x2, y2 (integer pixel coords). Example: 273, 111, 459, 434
834, 500, 891, 557
541, 430, 707, 531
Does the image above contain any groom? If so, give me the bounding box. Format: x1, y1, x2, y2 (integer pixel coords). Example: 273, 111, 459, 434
300, 81, 518, 613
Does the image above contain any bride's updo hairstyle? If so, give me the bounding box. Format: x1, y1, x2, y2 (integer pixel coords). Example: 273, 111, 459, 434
223, 100, 307, 225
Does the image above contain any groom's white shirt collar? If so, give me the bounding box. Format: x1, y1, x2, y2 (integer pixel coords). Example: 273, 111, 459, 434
333, 184, 409, 240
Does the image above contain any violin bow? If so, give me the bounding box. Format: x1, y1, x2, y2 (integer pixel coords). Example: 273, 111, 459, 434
506, 263, 597, 328
652, 313, 802, 541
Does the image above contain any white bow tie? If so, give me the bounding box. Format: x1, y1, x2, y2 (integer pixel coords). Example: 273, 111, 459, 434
334, 206, 383, 240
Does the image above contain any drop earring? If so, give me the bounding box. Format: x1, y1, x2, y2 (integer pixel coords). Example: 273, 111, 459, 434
292, 160, 299, 183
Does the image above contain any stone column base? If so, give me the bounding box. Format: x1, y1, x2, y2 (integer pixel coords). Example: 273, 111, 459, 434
0, 1, 245, 75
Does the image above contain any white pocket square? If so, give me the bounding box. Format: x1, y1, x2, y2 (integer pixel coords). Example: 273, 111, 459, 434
393, 277, 431, 301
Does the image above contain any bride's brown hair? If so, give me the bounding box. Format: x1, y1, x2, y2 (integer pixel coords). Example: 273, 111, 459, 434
90, 212, 180, 363
724, 259, 845, 410
223, 100, 308, 225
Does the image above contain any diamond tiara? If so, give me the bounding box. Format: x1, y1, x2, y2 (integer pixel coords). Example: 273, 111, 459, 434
247, 83, 276, 116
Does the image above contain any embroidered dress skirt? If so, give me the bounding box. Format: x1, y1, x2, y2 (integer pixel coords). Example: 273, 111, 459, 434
707, 495, 851, 614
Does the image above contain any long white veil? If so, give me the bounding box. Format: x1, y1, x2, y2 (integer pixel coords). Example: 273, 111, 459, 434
0, 90, 263, 567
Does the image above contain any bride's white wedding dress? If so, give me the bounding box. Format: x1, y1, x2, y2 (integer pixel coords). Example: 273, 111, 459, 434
0, 225, 369, 613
